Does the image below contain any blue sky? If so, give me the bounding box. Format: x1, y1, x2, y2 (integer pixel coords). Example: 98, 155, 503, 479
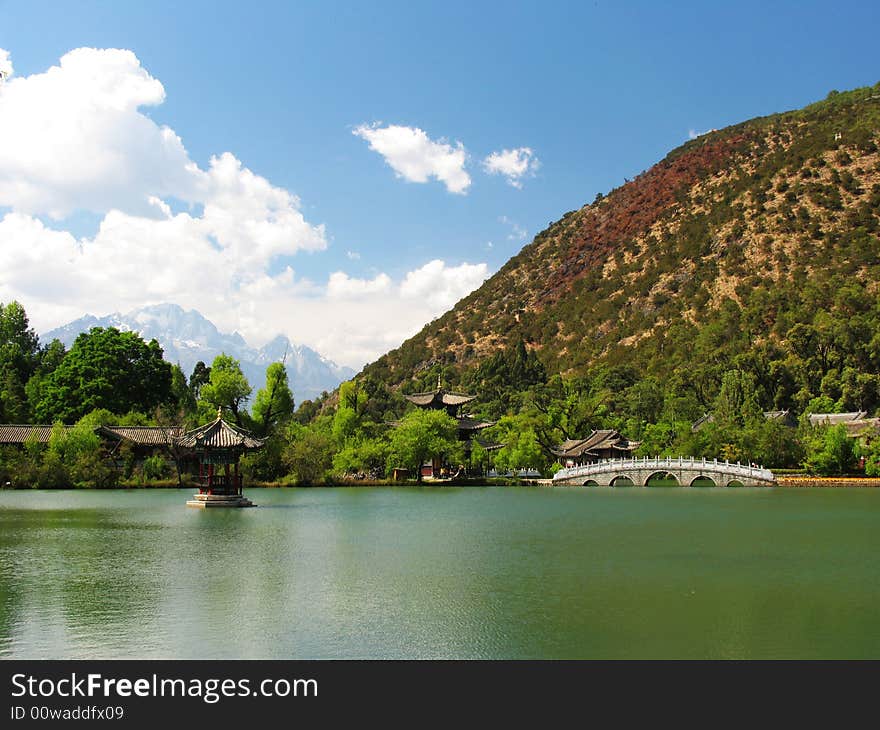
0, 0, 878, 367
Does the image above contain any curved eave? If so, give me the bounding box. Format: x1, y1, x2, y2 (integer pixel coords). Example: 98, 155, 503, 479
178, 417, 265, 450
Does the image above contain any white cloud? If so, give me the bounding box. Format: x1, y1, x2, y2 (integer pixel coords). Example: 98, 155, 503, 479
400, 259, 488, 310
0, 212, 488, 367
0, 47, 488, 370
0, 47, 201, 218
326, 271, 392, 299
482, 147, 539, 188
353, 123, 471, 194
305, 261, 488, 366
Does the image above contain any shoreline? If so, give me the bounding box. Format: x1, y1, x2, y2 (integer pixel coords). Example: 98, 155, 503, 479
4, 476, 880, 489
774, 476, 880, 488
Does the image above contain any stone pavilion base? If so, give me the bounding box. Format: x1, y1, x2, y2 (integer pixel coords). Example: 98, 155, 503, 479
186, 493, 255, 508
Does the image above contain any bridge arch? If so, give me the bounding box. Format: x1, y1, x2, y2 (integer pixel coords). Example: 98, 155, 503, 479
645, 471, 679, 487
552, 457, 775, 487
583, 479, 599, 487
689, 475, 717, 487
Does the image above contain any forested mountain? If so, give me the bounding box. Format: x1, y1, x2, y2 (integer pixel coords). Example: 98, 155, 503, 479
43, 304, 354, 404
363, 84, 880, 422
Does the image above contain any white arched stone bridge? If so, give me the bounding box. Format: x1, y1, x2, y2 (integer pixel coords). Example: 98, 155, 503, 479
552, 456, 776, 487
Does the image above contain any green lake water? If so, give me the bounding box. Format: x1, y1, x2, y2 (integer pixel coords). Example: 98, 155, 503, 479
0, 486, 878, 659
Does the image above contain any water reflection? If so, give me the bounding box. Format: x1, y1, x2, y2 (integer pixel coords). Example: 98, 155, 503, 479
1, 487, 879, 658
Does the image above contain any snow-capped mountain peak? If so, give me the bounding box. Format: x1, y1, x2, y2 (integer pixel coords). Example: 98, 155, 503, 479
42, 304, 354, 404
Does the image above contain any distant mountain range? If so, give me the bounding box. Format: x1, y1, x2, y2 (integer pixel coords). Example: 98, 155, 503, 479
42, 303, 355, 405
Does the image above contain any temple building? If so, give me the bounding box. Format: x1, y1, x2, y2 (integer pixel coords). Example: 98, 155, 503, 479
178, 409, 264, 508
403, 381, 495, 478
0, 410, 264, 504
552, 429, 640, 468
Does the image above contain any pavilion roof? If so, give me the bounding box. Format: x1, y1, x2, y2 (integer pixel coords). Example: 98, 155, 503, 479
404, 389, 477, 408
457, 417, 495, 431
177, 412, 265, 450
475, 438, 504, 452
552, 430, 640, 458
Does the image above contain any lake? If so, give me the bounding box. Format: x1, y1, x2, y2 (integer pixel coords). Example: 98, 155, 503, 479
1, 486, 878, 659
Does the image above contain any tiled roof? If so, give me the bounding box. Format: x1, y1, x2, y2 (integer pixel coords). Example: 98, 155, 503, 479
457, 417, 495, 431
695, 410, 794, 431
405, 389, 477, 407
843, 418, 880, 437
99, 426, 182, 446
808, 411, 868, 426
1, 417, 264, 452
552, 430, 640, 458
0, 425, 76, 444
177, 415, 264, 450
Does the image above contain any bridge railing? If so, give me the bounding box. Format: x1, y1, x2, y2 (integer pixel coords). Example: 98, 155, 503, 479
552, 456, 775, 483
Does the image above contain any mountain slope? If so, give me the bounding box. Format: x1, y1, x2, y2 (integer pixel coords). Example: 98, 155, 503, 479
42, 303, 355, 404
364, 84, 880, 413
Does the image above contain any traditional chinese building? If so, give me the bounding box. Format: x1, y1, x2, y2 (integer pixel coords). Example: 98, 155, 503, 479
403, 380, 494, 477
180, 409, 264, 508
552, 429, 640, 467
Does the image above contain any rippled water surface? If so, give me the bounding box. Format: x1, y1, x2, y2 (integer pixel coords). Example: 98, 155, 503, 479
1, 487, 878, 658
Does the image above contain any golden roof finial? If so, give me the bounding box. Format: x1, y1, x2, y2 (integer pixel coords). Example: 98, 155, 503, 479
217, 406, 223, 420
437, 373, 442, 391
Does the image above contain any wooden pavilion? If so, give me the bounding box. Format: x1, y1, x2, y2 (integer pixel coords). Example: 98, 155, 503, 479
552, 429, 641, 467
403, 379, 494, 477
179, 408, 265, 508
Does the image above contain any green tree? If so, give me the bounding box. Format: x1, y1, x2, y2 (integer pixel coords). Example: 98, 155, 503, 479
42, 420, 116, 488
252, 362, 295, 436
387, 409, 462, 482
35, 328, 173, 422
332, 380, 368, 445
860, 438, 880, 477
1, 369, 28, 422
473, 339, 546, 416
0, 301, 41, 421
713, 369, 763, 429
0, 301, 40, 383
240, 435, 287, 482
531, 374, 611, 453
490, 414, 549, 475
284, 422, 333, 485
332, 436, 389, 478
803, 424, 857, 475
199, 354, 252, 426
25, 339, 66, 419
752, 418, 803, 468
189, 361, 211, 401
623, 377, 665, 436
170, 364, 196, 414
